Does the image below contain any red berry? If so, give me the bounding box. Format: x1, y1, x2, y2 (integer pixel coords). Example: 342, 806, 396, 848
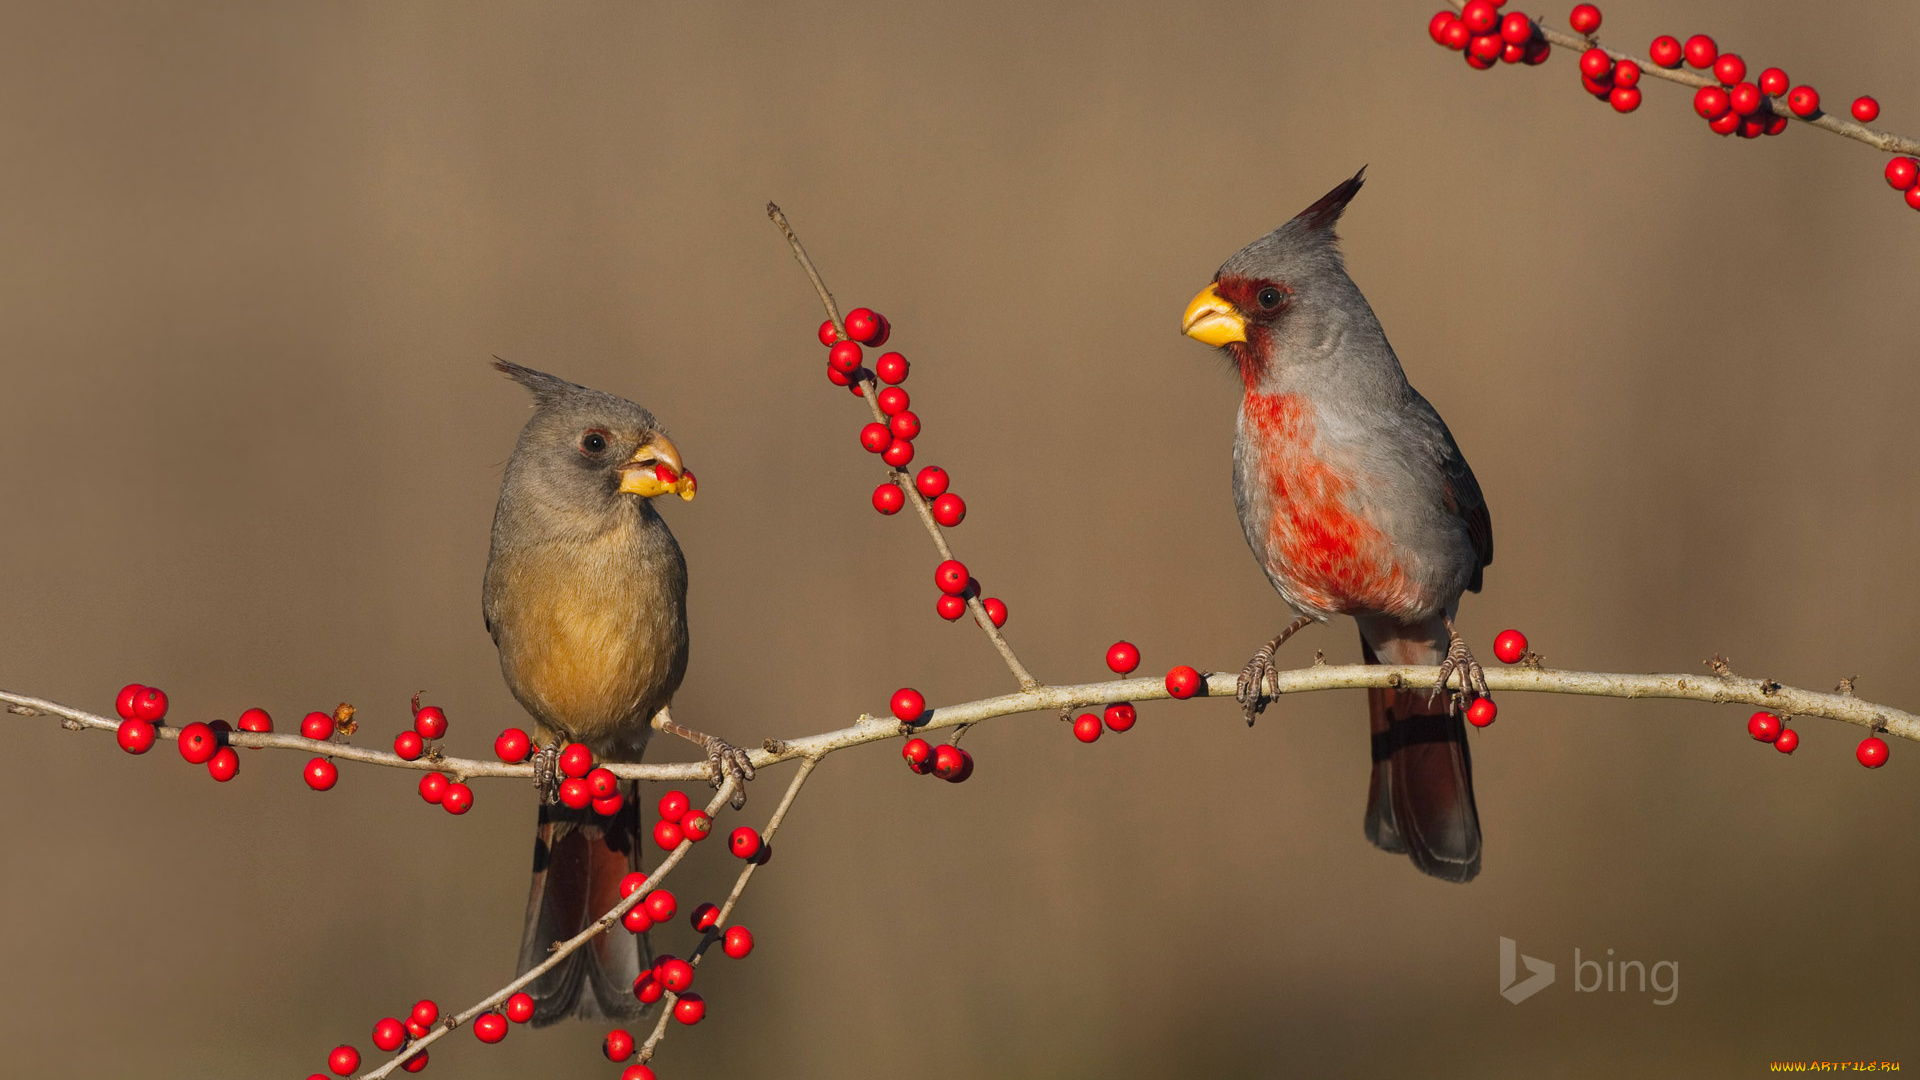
1709, 110, 1741, 135
1609, 86, 1642, 113
1072, 713, 1103, 743
115, 683, 145, 721
682, 810, 712, 840
875, 351, 909, 384
1500, 41, 1525, 64
494, 727, 531, 763
1443, 19, 1473, 51
236, 707, 272, 737
623, 906, 654, 934
1649, 35, 1681, 68
1578, 47, 1612, 80
656, 789, 688, 822
619, 871, 649, 897
903, 737, 935, 773
1469, 34, 1502, 62
505, 992, 536, 1024
934, 559, 969, 595
394, 730, 424, 760
1857, 736, 1890, 768
644, 888, 677, 922
1712, 53, 1745, 86
128, 686, 167, 722
602, 1028, 634, 1061
932, 743, 972, 782
930, 492, 966, 527
1467, 698, 1498, 727
328, 1046, 360, 1075
1683, 34, 1717, 69
890, 686, 927, 722
474, 1013, 507, 1044
413, 705, 447, 740
1885, 157, 1918, 191
729, 826, 762, 859
585, 767, 620, 800
301, 711, 334, 740
559, 743, 594, 778
828, 340, 863, 375
441, 782, 474, 815
1106, 640, 1140, 674
419, 771, 448, 804
1523, 36, 1551, 64
1787, 85, 1820, 117
177, 722, 217, 764
209, 718, 232, 739
622, 1066, 657, 1080
817, 319, 839, 346
558, 777, 592, 809
888, 411, 920, 442
936, 593, 966, 621
372, 1017, 407, 1052
1499, 12, 1531, 45
207, 746, 239, 782
1459, 0, 1498, 34
1852, 96, 1880, 123
915, 465, 949, 498
860, 422, 891, 453
1581, 73, 1613, 97
881, 437, 914, 468
305, 757, 339, 791
1908, 186, 1920, 211
592, 792, 624, 817
673, 992, 706, 1025
405, 1019, 429, 1040
877, 386, 909, 416
1104, 702, 1137, 732
1729, 82, 1763, 116
690, 902, 720, 932
1693, 86, 1731, 119
400, 1051, 428, 1074
851, 379, 867, 397
1569, 4, 1601, 33
981, 597, 1008, 628
654, 820, 684, 850
1747, 711, 1782, 743
1429, 11, 1457, 45
116, 718, 156, 754
407, 999, 438, 1028
826, 362, 852, 387
844, 307, 881, 344
1764, 113, 1789, 136
1165, 665, 1202, 699
1774, 728, 1800, 755
723, 924, 754, 958
658, 956, 695, 993
1612, 59, 1640, 88
1759, 67, 1789, 96
1492, 629, 1528, 664
872, 481, 906, 515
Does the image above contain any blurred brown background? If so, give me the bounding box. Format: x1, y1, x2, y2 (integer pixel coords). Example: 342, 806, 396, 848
4, 1, 1918, 1076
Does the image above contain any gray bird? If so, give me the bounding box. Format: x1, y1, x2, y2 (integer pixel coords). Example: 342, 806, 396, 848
484, 359, 753, 1023
1181, 170, 1493, 882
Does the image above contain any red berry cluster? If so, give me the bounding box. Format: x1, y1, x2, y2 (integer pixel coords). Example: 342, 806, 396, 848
618, 872, 679, 933
653, 789, 714, 850
1886, 155, 1920, 212
892, 686, 975, 782
631, 954, 708, 1025
1428, 1, 1552, 70
329, 998, 451, 1076
1669, 35, 1794, 139
1746, 711, 1799, 754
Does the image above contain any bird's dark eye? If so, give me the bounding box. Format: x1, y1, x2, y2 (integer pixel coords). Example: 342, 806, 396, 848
1256, 287, 1284, 310
580, 431, 608, 455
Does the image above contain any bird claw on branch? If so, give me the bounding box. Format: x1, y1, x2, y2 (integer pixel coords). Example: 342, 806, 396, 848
531, 743, 561, 805
702, 736, 755, 809
1437, 619, 1490, 715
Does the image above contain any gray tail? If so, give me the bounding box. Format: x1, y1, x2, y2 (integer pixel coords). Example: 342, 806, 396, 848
1361, 636, 1482, 883
516, 780, 652, 1024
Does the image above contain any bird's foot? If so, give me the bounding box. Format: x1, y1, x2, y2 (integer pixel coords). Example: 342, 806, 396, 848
1235, 615, 1315, 726
531, 743, 561, 805
1437, 617, 1490, 715
654, 707, 755, 809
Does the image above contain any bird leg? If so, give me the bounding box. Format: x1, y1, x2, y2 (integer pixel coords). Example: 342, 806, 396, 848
531, 742, 561, 806
1436, 616, 1490, 715
1236, 615, 1315, 726
652, 707, 756, 809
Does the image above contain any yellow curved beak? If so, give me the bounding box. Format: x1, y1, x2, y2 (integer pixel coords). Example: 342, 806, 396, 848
617, 435, 698, 501
1182, 284, 1247, 347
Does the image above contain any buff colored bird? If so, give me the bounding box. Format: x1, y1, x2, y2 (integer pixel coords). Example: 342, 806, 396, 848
484, 360, 753, 1022
1182, 171, 1493, 882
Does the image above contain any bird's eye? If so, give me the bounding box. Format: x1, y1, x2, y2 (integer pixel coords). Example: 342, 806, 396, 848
580, 432, 608, 455
1256, 287, 1284, 310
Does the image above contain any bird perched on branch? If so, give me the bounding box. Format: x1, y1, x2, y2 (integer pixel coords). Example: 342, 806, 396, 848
1181, 170, 1493, 882
484, 359, 754, 1022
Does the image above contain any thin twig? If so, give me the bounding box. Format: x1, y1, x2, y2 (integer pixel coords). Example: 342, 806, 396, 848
1445, 2, 1920, 156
